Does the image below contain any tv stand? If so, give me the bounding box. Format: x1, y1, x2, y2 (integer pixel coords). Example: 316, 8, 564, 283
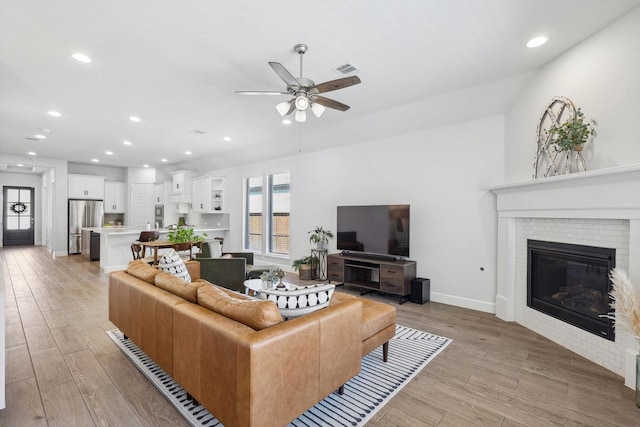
340, 251, 399, 262
328, 253, 416, 304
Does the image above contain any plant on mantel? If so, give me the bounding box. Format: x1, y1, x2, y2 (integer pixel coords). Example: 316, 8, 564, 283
548, 107, 597, 152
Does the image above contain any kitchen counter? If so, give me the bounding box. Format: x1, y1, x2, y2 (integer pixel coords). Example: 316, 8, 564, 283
98, 226, 228, 272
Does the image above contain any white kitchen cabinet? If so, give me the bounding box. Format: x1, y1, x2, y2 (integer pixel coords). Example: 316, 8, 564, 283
153, 182, 166, 205
191, 176, 224, 213
104, 181, 125, 213
170, 170, 195, 203
68, 174, 105, 199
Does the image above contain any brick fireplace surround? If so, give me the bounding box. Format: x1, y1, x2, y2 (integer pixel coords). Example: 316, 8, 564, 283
491, 164, 640, 389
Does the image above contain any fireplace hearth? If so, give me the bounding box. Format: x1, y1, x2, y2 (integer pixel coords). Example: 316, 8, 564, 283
527, 240, 615, 341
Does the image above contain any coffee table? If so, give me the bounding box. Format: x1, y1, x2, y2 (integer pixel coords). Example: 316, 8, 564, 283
243, 278, 297, 295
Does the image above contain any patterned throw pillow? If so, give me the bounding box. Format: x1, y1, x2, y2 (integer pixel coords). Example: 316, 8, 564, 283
157, 249, 191, 283
260, 283, 335, 318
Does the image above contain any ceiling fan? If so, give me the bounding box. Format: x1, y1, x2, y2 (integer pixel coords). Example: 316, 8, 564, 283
235, 43, 361, 123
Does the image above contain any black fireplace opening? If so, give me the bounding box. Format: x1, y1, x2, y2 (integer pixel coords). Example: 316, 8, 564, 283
527, 239, 615, 341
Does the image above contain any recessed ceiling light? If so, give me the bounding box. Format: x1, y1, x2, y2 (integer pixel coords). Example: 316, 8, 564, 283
223, 136, 231, 142
161, 158, 168, 162
123, 140, 132, 145
282, 119, 292, 125
17, 163, 23, 167
91, 158, 99, 162
143, 164, 149, 168
34, 134, 46, 139
47, 111, 61, 117
185, 151, 192, 155
27, 151, 37, 156
72, 52, 92, 63
105, 151, 113, 155
129, 116, 141, 122
526, 36, 548, 48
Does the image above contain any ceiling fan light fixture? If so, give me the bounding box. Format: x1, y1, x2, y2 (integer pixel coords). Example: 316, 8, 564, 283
295, 109, 306, 123
295, 95, 309, 111
276, 101, 291, 116
311, 103, 326, 118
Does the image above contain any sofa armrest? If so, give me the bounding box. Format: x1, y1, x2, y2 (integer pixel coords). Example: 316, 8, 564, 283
196, 257, 247, 293
223, 252, 254, 265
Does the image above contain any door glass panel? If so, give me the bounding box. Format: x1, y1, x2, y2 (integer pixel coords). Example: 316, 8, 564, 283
5, 187, 32, 230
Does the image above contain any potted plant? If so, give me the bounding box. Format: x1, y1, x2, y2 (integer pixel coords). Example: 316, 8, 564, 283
292, 255, 314, 280
548, 107, 596, 152
308, 226, 334, 249
167, 227, 207, 243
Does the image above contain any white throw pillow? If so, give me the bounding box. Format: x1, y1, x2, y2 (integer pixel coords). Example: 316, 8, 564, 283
157, 249, 191, 283
260, 283, 335, 318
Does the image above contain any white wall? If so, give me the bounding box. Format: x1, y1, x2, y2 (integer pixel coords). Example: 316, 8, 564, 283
212, 115, 505, 312
505, 7, 640, 182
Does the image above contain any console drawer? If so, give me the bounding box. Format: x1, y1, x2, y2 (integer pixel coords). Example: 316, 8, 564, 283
380, 266, 405, 294
327, 256, 344, 282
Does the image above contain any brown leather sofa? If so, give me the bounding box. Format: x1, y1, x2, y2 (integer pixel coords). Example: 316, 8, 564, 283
109, 260, 364, 427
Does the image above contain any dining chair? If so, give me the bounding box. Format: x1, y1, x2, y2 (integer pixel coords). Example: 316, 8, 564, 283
172, 242, 194, 261
131, 243, 143, 260
214, 237, 224, 251
138, 230, 159, 242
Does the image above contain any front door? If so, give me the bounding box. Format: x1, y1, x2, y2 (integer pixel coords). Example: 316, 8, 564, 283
3, 186, 35, 246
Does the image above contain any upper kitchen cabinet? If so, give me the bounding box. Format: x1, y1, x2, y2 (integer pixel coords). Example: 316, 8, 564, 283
104, 181, 125, 213
153, 182, 167, 205
191, 176, 225, 213
68, 174, 105, 199
170, 170, 195, 203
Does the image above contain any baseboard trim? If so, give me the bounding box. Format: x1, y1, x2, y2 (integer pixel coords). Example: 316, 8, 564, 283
430, 292, 495, 314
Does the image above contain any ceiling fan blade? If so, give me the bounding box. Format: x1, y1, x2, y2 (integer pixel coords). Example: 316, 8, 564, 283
269, 62, 299, 90
312, 96, 350, 111
311, 76, 361, 94
235, 90, 289, 95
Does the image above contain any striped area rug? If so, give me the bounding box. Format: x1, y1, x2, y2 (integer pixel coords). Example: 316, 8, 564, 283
107, 326, 451, 426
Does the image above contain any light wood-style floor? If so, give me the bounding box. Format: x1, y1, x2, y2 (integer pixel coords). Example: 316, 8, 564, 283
1, 246, 638, 426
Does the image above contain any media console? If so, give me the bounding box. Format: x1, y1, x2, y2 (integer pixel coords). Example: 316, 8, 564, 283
328, 253, 417, 304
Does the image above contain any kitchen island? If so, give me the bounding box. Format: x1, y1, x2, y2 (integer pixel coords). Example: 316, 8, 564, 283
95, 226, 226, 273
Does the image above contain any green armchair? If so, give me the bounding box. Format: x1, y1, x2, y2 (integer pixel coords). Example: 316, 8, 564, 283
195, 253, 251, 293
195, 242, 276, 293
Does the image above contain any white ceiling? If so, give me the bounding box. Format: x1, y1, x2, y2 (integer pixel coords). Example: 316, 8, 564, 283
1, 0, 638, 172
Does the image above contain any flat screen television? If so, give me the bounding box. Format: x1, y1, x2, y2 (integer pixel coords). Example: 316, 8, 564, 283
336, 204, 410, 258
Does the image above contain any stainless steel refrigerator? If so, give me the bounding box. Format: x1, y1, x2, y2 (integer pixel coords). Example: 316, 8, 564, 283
68, 199, 104, 255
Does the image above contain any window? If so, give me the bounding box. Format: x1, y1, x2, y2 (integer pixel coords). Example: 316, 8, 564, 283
245, 176, 263, 251
269, 172, 290, 255
244, 172, 290, 256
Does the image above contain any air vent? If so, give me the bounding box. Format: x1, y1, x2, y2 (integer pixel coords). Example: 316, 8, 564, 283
334, 62, 360, 76
7, 165, 35, 172
25, 137, 40, 141
190, 129, 207, 135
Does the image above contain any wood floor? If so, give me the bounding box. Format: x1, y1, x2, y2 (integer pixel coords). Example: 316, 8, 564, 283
1, 246, 638, 427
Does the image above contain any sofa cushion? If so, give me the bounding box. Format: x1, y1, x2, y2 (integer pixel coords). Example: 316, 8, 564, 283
197, 285, 283, 330
127, 259, 161, 284
260, 284, 335, 318
158, 249, 191, 283
155, 272, 203, 303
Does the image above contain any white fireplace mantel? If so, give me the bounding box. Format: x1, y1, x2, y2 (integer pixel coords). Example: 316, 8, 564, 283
491, 163, 640, 388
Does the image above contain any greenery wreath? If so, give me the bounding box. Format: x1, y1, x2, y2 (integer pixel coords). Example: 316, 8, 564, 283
10, 202, 27, 214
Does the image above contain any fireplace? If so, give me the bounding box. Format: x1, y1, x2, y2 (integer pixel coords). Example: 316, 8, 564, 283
527, 240, 615, 341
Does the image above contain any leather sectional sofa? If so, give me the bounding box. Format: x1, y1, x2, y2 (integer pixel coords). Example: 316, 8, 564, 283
109, 260, 395, 427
